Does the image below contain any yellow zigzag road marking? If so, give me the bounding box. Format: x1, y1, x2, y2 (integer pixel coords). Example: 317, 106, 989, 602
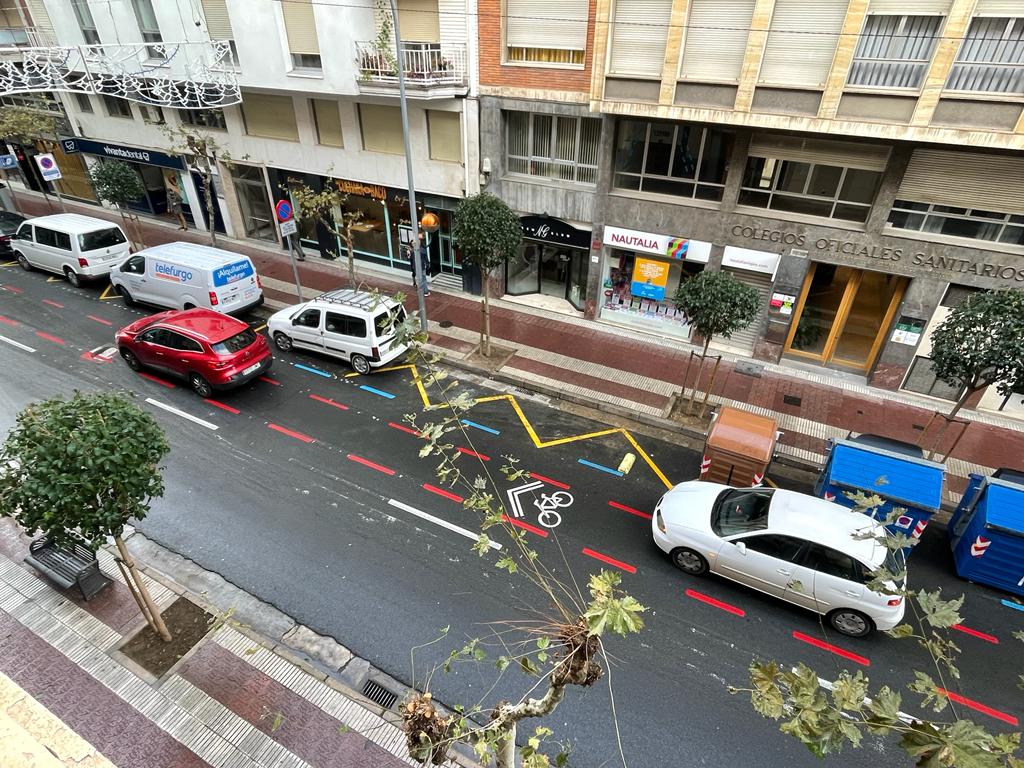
98, 283, 121, 301
0, 261, 17, 267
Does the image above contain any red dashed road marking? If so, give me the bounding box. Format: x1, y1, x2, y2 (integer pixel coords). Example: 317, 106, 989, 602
309, 394, 349, 410
938, 688, 1018, 726
259, 376, 280, 386
423, 484, 463, 503
86, 314, 112, 326
138, 372, 175, 388
0, 315, 18, 326
952, 624, 999, 644
582, 548, 636, 574
792, 631, 870, 667
204, 399, 240, 414
388, 421, 420, 436
608, 500, 652, 520
530, 472, 569, 490
347, 454, 395, 475
35, 331, 64, 345
685, 588, 745, 617
501, 514, 548, 538
2, 285, 22, 293
42, 299, 64, 308
268, 423, 314, 443
458, 447, 490, 461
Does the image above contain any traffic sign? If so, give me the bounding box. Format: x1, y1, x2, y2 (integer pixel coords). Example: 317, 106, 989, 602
0, 154, 17, 170
35, 153, 62, 181
274, 199, 293, 222
279, 219, 297, 237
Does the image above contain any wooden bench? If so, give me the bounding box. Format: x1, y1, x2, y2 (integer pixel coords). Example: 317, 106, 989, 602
24, 536, 112, 601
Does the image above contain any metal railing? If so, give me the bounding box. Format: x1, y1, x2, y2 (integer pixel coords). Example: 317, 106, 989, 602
355, 42, 466, 87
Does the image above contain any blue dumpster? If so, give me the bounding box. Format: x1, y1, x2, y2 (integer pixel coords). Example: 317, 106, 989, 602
949, 468, 1024, 598
814, 434, 945, 554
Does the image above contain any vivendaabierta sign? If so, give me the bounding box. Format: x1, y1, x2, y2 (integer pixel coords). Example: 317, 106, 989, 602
60, 138, 186, 170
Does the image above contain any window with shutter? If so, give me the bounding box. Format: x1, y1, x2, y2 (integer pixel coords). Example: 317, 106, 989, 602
759, 0, 848, 88
505, 111, 601, 185
201, 0, 233, 40
848, 15, 943, 89
359, 104, 406, 155
397, 0, 440, 42
242, 94, 299, 141
312, 100, 343, 147
680, 0, 756, 82
428, 111, 461, 162
947, 17, 1024, 94
506, 0, 588, 65
609, 0, 673, 78
283, 0, 320, 66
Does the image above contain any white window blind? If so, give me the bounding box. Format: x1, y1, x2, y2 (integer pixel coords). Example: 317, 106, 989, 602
201, 0, 233, 40
283, 0, 319, 55
973, 1, 1022, 15
867, 0, 950, 12
360, 104, 405, 154
242, 94, 299, 141
759, 0, 849, 87
428, 110, 461, 162
312, 99, 343, 147
680, 0, 756, 81
397, 0, 440, 43
748, 135, 891, 171
609, 0, 673, 78
507, 0, 588, 52
898, 149, 1024, 214
24, 0, 53, 29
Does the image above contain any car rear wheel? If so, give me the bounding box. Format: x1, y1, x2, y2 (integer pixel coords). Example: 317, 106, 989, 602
117, 285, 136, 306
670, 547, 708, 576
63, 267, 80, 288
189, 373, 213, 398
273, 332, 293, 352
183, 302, 195, 310
828, 609, 873, 638
350, 354, 371, 375
120, 348, 142, 371
16, 253, 31, 271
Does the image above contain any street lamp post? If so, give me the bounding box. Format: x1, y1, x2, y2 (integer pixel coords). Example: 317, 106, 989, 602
388, 0, 429, 334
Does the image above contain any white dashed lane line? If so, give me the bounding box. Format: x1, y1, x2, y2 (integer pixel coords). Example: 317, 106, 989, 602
387, 498, 502, 550
0, 334, 36, 353
144, 397, 219, 431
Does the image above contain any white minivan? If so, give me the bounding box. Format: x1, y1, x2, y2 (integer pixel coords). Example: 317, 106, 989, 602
12, 214, 131, 287
110, 242, 263, 314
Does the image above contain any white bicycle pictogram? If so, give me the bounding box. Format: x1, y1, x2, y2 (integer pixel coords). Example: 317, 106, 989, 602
533, 491, 574, 528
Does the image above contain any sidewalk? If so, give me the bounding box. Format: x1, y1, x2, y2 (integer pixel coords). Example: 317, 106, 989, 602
11, 192, 1024, 504
0, 518, 461, 768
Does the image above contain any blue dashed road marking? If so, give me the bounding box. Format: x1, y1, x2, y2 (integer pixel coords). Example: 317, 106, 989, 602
461, 419, 500, 435
293, 363, 332, 378
360, 384, 396, 399
578, 458, 624, 477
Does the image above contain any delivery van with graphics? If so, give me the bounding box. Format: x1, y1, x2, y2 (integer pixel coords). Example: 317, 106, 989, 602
110, 242, 263, 314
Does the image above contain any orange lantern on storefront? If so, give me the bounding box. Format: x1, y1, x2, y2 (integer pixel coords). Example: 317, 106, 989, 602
420, 212, 440, 233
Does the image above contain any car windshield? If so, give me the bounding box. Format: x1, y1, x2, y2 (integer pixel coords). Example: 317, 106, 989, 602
884, 543, 907, 582
211, 328, 256, 355
711, 489, 772, 536
79, 228, 127, 251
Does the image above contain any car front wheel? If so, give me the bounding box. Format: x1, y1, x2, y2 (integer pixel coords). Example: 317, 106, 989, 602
16, 253, 31, 271
117, 285, 136, 306
350, 353, 371, 375
273, 332, 293, 352
828, 609, 873, 638
189, 373, 213, 398
670, 547, 708, 576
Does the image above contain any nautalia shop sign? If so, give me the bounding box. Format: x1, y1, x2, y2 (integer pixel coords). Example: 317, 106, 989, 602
603, 226, 711, 262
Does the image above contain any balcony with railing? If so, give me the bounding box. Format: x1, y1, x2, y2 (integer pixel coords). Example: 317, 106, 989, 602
0, 25, 56, 47
355, 42, 467, 99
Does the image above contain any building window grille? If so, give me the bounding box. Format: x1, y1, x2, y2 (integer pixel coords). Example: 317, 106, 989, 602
888, 200, 1024, 246
505, 111, 600, 185
612, 120, 729, 201
848, 15, 943, 89
947, 17, 1024, 94
739, 157, 880, 222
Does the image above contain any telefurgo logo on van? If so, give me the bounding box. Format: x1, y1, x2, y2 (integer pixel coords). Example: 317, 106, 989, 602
153, 262, 193, 283
213, 260, 254, 287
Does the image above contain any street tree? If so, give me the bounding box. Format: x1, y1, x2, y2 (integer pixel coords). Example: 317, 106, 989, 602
0, 391, 173, 641
162, 121, 227, 246
928, 288, 1024, 419
451, 193, 522, 357
673, 269, 760, 415
86, 160, 147, 246
0, 106, 58, 146
288, 179, 364, 284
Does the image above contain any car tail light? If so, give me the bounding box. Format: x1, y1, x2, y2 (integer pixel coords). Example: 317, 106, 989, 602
0, 235, 10, 243
255, 274, 262, 289
78, 257, 89, 267
209, 291, 219, 306
371, 345, 380, 361
887, 597, 903, 607
211, 359, 231, 370
656, 510, 667, 534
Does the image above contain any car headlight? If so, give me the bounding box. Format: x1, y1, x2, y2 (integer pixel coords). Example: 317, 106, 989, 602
656, 509, 667, 534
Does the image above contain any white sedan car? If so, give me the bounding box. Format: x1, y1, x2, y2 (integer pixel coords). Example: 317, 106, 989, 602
652, 481, 905, 637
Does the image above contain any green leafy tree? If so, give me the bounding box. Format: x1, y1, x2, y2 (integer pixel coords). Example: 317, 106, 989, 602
673, 270, 760, 416
0, 392, 173, 641
0, 106, 58, 146
451, 193, 522, 357
162, 122, 230, 246
929, 289, 1024, 418
288, 179, 364, 284
86, 160, 147, 246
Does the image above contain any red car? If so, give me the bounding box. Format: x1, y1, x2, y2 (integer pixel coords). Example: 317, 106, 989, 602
116, 308, 272, 397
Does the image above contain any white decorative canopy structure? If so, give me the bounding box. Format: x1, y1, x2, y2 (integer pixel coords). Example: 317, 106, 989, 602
0, 40, 241, 108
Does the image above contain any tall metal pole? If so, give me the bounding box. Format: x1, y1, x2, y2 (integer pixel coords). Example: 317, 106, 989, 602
286, 232, 303, 301
389, 0, 428, 333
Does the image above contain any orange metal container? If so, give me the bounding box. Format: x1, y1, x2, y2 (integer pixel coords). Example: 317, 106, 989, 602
700, 406, 779, 487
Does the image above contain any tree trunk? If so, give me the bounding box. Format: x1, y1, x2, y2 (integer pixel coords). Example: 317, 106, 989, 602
114, 536, 171, 642
202, 170, 217, 247
345, 231, 356, 285
697, 354, 722, 419
482, 292, 491, 358
947, 383, 980, 420
492, 680, 566, 768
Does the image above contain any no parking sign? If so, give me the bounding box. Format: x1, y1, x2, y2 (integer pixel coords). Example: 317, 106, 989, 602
34, 153, 62, 182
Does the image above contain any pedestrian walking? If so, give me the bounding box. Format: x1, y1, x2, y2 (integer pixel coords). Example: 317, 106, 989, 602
406, 236, 430, 297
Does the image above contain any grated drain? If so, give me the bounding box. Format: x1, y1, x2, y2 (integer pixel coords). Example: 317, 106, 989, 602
362, 679, 398, 710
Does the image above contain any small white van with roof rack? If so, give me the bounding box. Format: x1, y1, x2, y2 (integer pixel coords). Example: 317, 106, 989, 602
11, 213, 130, 287
266, 289, 408, 374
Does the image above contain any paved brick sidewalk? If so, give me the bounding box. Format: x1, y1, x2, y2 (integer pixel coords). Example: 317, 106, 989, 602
10, 192, 1024, 503
0, 527, 433, 768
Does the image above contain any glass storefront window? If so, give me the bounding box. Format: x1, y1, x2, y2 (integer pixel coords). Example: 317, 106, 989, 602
598, 249, 703, 338
506, 241, 588, 311
232, 165, 275, 242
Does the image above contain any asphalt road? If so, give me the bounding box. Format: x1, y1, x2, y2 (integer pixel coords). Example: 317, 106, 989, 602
1, 263, 1021, 768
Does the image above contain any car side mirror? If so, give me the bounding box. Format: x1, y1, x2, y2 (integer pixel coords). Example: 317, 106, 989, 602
734, 542, 747, 555
292, 318, 301, 326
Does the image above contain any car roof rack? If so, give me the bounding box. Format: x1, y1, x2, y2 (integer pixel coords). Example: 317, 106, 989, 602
313, 289, 392, 311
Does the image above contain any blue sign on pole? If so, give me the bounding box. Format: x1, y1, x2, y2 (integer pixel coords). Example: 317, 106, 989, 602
0, 154, 17, 170
275, 200, 293, 222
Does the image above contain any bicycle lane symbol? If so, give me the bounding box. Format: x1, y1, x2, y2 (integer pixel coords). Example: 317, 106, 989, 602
505, 481, 574, 529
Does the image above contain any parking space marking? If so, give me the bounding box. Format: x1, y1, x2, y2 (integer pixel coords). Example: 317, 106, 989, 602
42, 299, 64, 308
294, 363, 332, 378
389, 421, 421, 436
501, 514, 548, 538
309, 394, 349, 411
253, 323, 267, 333
86, 314, 112, 326
423, 484, 463, 503
529, 472, 568, 489
1002, 599, 1024, 613
204, 399, 241, 414
0, 261, 16, 267
268, 423, 314, 443
145, 397, 218, 431
685, 588, 745, 617
98, 284, 120, 301
360, 384, 396, 399
138, 372, 175, 388
578, 458, 623, 477
582, 548, 637, 574
46, 276, 61, 283
34, 331, 65, 345
388, 498, 502, 550
792, 631, 869, 667
461, 419, 500, 435
457, 447, 489, 461
259, 376, 280, 386
0, 334, 35, 353
0, 315, 18, 326
348, 454, 395, 475
608, 501, 652, 520
813, 673, 914, 724
938, 688, 1018, 726
951, 624, 999, 644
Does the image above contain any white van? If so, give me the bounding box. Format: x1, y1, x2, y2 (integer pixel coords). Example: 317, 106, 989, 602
110, 242, 263, 314
12, 214, 131, 287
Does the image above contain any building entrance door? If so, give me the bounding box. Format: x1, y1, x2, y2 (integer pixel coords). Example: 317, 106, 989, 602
784, 263, 907, 372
